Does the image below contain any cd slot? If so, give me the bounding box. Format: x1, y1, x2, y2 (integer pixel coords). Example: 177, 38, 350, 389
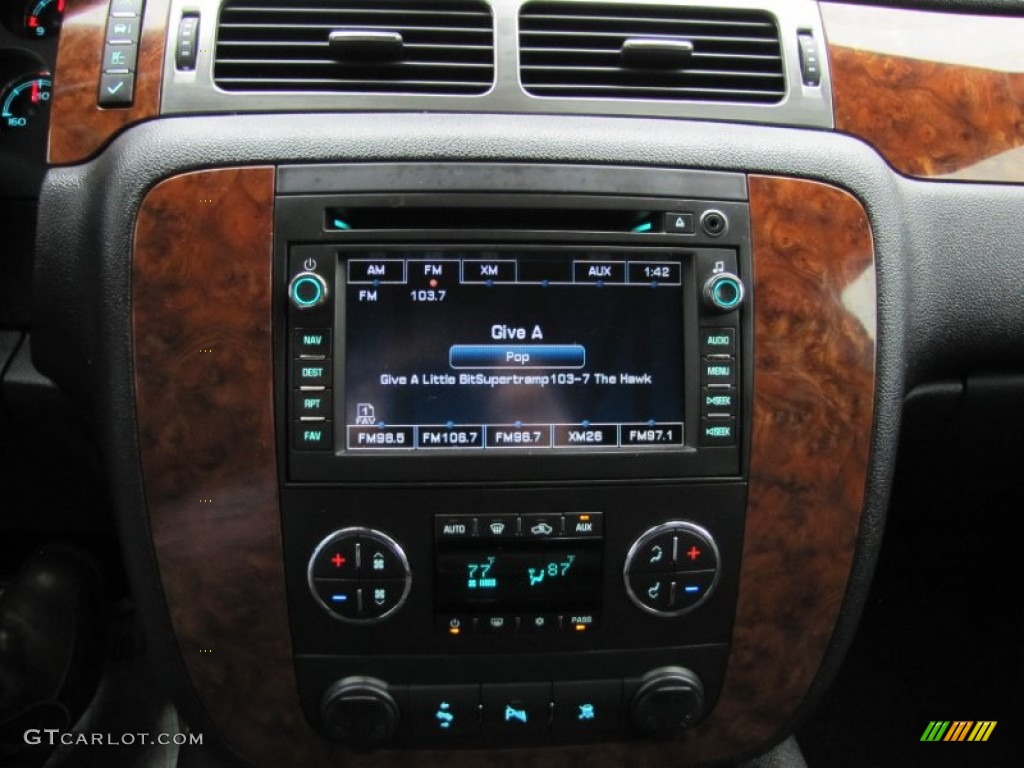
324, 206, 660, 234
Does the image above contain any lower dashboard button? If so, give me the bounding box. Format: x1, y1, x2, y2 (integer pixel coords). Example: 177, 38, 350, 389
553, 680, 622, 735
408, 685, 481, 740
482, 682, 551, 738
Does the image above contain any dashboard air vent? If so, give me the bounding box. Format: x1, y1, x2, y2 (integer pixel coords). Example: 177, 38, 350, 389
214, 0, 494, 95
519, 2, 784, 103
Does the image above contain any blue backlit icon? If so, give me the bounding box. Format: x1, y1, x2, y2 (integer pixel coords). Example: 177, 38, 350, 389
528, 568, 545, 587
504, 705, 528, 724
435, 702, 455, 730
578, 703, 596, 721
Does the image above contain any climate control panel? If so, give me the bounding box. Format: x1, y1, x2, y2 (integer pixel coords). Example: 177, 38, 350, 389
283, 482, 744, 748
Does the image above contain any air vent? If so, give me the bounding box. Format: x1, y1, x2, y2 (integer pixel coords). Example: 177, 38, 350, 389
214, 0, 494, 95
519, 2, 785, 104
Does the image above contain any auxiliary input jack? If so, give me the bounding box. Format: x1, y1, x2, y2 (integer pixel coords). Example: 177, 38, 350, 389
700, 210, 728, 237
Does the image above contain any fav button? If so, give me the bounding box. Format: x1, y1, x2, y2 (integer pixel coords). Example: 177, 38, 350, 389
293, 421, 332, 451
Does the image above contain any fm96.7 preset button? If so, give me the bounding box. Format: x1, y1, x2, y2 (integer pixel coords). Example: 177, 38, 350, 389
308, 528, 411, 623
624, 522, 720, 616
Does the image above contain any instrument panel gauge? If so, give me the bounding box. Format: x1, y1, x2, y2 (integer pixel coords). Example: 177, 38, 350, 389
1, 74, 51, 131
23, 0, 65, 39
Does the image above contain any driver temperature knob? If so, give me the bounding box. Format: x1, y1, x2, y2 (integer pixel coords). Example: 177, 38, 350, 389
320, 677, 400, 748
630, 667, 705, 740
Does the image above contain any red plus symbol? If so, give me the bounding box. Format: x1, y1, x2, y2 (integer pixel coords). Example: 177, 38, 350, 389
330, 553, 346, 568
686, 546, 702, 562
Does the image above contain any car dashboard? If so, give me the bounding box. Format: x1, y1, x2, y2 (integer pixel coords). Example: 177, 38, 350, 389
1, 0, 1023, 766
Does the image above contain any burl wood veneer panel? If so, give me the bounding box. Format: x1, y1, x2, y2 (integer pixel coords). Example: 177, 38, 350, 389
135, 171, 874, 766
50, 0, 169, 165
823, 2, 1024, 181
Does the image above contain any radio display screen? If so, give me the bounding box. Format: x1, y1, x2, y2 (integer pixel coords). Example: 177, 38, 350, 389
342, 251, 685, 452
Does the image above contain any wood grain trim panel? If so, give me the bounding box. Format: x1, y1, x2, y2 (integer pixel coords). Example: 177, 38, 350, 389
688, 176, 876, 757
49, 0, 169, 165
135, 172, 875, 766
823, 2, 1024, 181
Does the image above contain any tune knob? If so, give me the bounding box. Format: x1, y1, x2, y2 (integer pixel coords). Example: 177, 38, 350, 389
289, 271, 329, 311
702, 272, 745, 312
320, 677, 400, 748
630, 667, 705, 740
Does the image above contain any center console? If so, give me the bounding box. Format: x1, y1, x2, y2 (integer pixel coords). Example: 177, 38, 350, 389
274, 164, 752, 747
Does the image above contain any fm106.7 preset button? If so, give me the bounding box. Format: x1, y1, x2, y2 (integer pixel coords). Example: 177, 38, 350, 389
624, 522, 720, 616
308, 528, 411, 623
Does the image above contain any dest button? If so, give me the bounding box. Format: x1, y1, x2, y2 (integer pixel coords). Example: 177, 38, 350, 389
482, 682, 551, 737
408, 685, 480, 740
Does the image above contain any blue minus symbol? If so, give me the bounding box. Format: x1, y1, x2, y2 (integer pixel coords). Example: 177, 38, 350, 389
331, 594, 349, 602
684, 585, 700, 594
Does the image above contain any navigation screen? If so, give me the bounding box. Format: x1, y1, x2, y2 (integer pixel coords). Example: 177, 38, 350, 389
342, 252, 685, 452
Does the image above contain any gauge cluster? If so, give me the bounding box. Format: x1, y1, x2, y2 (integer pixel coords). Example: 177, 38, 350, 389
1, 0, 62, 197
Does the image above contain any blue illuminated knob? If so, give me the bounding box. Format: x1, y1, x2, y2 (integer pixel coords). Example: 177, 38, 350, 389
702, 273, 745, 312
289, 271, 329, 311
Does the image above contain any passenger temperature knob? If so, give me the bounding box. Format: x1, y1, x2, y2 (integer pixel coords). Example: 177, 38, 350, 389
320, 677, 400, 748
630, 666, 705, 740
289, 271, 329, 311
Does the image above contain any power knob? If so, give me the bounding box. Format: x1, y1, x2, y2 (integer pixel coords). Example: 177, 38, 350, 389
320, 677, 400, 748
630, 667, 705, 740
702, 273, 745, 312
289, 271, 328, 311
